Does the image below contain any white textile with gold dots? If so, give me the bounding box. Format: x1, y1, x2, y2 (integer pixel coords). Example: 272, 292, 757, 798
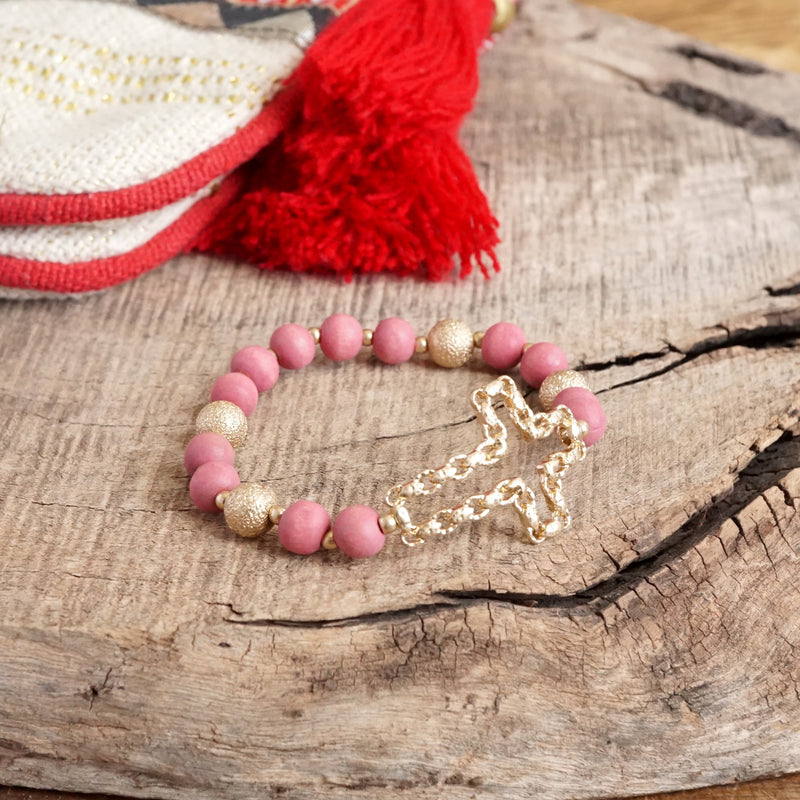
0, 0, 304, 196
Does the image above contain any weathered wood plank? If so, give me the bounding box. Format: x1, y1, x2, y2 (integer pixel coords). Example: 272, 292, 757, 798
1, 1, 800, 798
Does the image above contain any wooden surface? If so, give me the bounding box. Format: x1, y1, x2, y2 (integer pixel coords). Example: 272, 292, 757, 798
580, 0, 800, 72
2, 1, 800, 799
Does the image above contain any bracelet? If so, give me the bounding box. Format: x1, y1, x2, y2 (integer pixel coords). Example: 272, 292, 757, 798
184, 317, 606, 558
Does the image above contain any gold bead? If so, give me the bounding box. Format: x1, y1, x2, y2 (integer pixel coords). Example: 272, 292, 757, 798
473, 331, 485, 348
308, 327, 321, 345
522, 342, 534, 353
491, 0, 516, 34
427, 319, 474, 368
378, 512, 398, 535
322, 530, 337, 550
196, 400, 247, 448
538, 370, 589, 411
414, 336, 428, 354
215, 490, 230, 511
362, 328, 374, 347
223, 482, 278, 538
268, 505, 285, 526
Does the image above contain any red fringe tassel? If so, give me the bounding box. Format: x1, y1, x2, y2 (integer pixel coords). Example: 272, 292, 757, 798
194, 0, 500, 281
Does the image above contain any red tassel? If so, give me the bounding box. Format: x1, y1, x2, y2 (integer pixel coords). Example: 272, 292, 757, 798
195, 0, 500, 281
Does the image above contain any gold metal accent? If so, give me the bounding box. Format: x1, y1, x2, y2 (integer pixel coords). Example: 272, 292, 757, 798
223, 483, 277, 538
522, 342, 534, 353
215, 490, 230, 511
491, 0, 516, 34
196, 400, 247, 448
268, 505, 285, 526
427, 319, 474, 368
362, 329, 374, 347
538, 370, 589, 411
378, 513, 398, 535
308, 327, 321, 345
473, 331, 485, 348
322, 530, 337, 550
384, 376, 587, 547
414, 336, 428, 355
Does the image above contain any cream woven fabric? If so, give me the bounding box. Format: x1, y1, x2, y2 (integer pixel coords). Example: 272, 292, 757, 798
0, 0, 303, 195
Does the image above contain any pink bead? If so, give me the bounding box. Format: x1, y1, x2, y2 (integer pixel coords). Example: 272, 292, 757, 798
269, 323, 316, 370
230, 345, 279, 392
278, 500, 331, 555
481, 321, 526, 370
320, 313, 363, 362
372, 317, 416, 365
520, 342, 569, 389
333, 505, 385, 558
210, 372, 259, 416
553, 387, 607, 446
184, 432, 235, 475
189, 461, 240, 513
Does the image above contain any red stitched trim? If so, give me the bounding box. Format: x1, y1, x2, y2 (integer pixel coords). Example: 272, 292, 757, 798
0, 171, 244, 293
0, 86, 298, 226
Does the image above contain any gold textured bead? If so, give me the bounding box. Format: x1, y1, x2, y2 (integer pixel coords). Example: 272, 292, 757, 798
414, 336, 428, 354
473, 331, 485, 348
362, 328, 374, 347
538, 370, 590, 411
491, 0, 516, 34
322, 530, 337, 550
223, 483, 278, 538
268, 505, 285, 526
427, 319, 474, 368
379, 512, 398, 535
308, 327, 321, 345
196, 400, 247, 448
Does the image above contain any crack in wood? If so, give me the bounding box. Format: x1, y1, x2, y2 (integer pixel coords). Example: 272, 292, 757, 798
590, 324, 800, 394
671, 44, 769, 76
214, 423, 799, 629
658, 81, 800, 144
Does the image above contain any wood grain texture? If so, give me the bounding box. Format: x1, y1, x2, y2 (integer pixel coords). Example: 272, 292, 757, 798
579, 0, 800, 72
2, 1, 800, 799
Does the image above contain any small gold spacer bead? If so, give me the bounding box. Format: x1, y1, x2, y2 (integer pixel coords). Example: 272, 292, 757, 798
268, 505, 285, 526
308, 327, 321, 345
378, 512, 398, 535
522, 342, 534, 353
414, 336, 428, 354
473, 331, 485, 348
491, 0, 516, 34
362, 328, 374, 347
322, 530, 337, 550
215, 490, 230, 511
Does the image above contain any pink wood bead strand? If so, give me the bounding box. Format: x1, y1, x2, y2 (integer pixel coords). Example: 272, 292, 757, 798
333, 505, 385, 558
270, 323, 316, 370
231, 345, 279, 392
211, 372, 259, 416
189, 318, 605, 557
372, 317, 416, 364
481, 321, 526, 370
553, 387, 607, 447
184, 431, 235, 475
320, 313, 363, 362
278, 500, 331, 555
189, 461, 240, 513
520, 342, 568, 389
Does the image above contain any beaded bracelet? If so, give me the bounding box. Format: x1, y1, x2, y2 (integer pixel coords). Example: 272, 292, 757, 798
185, 317, 606, 558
